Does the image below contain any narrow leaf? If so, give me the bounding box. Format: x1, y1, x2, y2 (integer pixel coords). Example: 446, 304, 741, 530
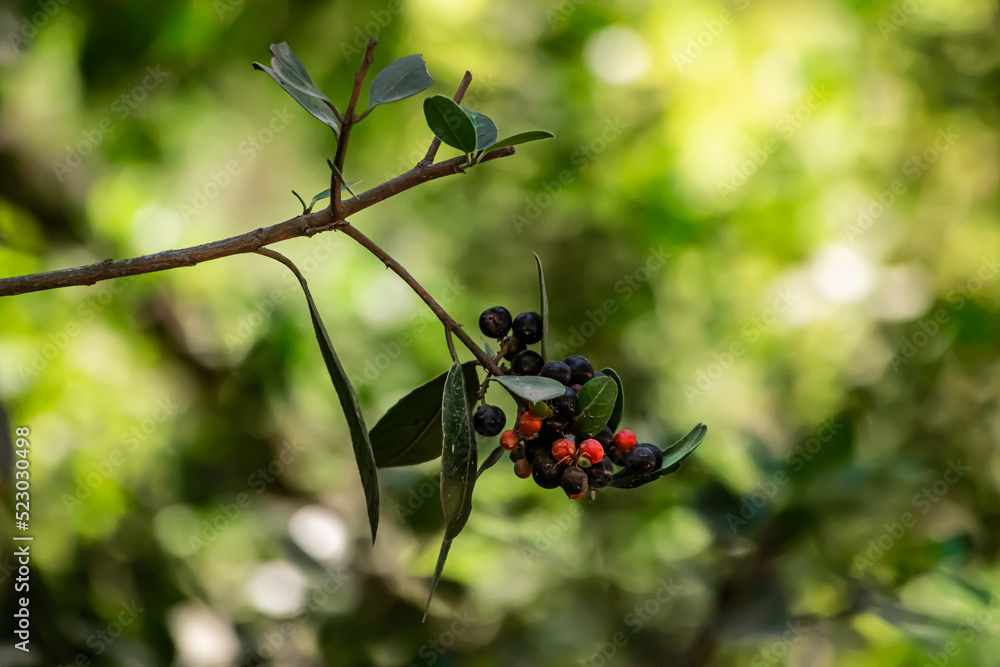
369, 54, 435, 108
253, 42, 340, 134
306, 181, 361, 212
259, 250, 378, 543
464, 110, 498, 150
572, 376, 618, 438
610, 423, 708, 489
602, 367, 625, 433
533, 252, 549, 361
440, 362, 477, 539
492, 375, 566, 403
370, 362, 479, 468
423, 95, 477, 153
423, 537, 452, 622
483, 130, 555, 153
476, 445, 505, 479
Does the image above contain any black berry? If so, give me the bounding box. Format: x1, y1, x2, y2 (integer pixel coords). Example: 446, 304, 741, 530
595, 426, 613, 449
606, 444, 629, 467
549, 386, 579, 417
531, 453, 566, 489
512, 311, 544, 344
524, 437, 553, 464
479, 306, 512, 339
626, 444, 662, 474
539, 415, 571, 440
502, 336, 527, 361
564, 355, 594, 385
511, 350, 544, 375
539, 361, 572, 385
509, 445, 525, 462
473, 404, 506, 437
560, 466, 589, 498
586, 458, 614, 489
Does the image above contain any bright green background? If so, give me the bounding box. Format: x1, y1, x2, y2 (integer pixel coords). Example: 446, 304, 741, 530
2, 1, 1000, 665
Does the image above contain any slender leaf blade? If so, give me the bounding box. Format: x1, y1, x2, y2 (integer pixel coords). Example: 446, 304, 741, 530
423, 537, 452, 622
464, 110, 498, 150
423, 95, 477, 153
253, 42, 340, 134
492, 375, 566, 403
440, 362, 477, 539
371, 362, 479, 468
572, 376, 618, 438
369, 54, 435, 108
261, 251, 378, 542
534, 252, 549, 362
610, 423, 708, 488
483, 130, 555, 152
476, 445, 505, 479
602, 367, 625, 433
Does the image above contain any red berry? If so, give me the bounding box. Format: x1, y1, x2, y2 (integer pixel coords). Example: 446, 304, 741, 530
500, 430, 520, 451
579, 439, 604, 464
613, 429, 637, 453
514, 458, 532, 478
518, 412, 543, 437
551, 438, 576, 464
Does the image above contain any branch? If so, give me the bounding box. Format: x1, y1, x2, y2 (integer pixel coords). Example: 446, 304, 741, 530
0, 148, 514, 297
337, 222, 503, 376
332, 38, 377, 214
422, 70, 472, 165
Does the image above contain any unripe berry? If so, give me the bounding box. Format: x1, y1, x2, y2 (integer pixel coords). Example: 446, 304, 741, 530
578, 439, 604, 465
479, 306, 512, 339
517, 412, 543, 437
512, 311, 544, 344
511, 349, 544, 375
500, 429, 520, 451
560, 466, 589, 499
514, 458, 532, 478
473, 404, 506, 437
551, 438, 576, 464
563, 355, 594, 385
539, 361, 572, 385
613, 429, 637, 453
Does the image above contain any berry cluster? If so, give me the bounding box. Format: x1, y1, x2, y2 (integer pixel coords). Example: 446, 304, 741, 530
472, 305, 665, 499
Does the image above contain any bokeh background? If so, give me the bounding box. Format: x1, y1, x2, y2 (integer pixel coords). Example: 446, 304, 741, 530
1, 1, 999, 665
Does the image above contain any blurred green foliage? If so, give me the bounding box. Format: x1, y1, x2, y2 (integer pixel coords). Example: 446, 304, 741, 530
1, 0, 1000, 665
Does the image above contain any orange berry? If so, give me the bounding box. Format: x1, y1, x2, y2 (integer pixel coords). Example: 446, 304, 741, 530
517, 412, 543, 437
551, 438, 576, 464
500, 430, 520, 451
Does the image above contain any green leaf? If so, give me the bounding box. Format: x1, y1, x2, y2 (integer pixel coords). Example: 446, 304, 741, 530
423, 95, 478, 153
477, 445, 505, 479
259, 250, 378, 543
464, 110, 498, 150
423, 537, 452, 622
534, 252, 549, 362
370, 362, 479, 468
529, 400, 554, 419
305, 181, 361, 212
602, 367, 625, 432
610, 423, 708, 489
368, 54, 435, 108
572, 376, 618, 438
253, 42, 340, 134
492, 375, 566, 403
440, 362, 477, 539
483, 130, 555, 153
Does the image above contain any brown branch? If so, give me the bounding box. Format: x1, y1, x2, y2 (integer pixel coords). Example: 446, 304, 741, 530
0, 147, 514, 297
421, 70, 472, 165
337, 222, 503, 376
332, 38, 377, 214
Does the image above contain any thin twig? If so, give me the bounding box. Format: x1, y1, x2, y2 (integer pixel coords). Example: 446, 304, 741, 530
421, 71, 472, 165
445, 330, 459, 364
332, 38, 377, 214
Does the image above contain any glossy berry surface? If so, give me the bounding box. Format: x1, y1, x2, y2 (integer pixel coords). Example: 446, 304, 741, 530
551, 438, 576, 464
638, 443, 663, 470
500, 429, 520, 451
511, 349, 544, 375
524, 438, 551, 463
606, 445, 628, 467
626, 446, 658, 474
479, 306, 512, 339
595, 426, 614, 449
532, 453, 566, 489
560, 466, 589, 499
512, 311, 544, 344
539, 361, 572, 385
564, 355, 595, 385
473, 404, 506, 437
514, 458, 532, 478
549, 387, 579, 417
586, 458, 614, 488
613, 429, 637, 453
517, 412, 543, 436
578, 439, 604, 464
